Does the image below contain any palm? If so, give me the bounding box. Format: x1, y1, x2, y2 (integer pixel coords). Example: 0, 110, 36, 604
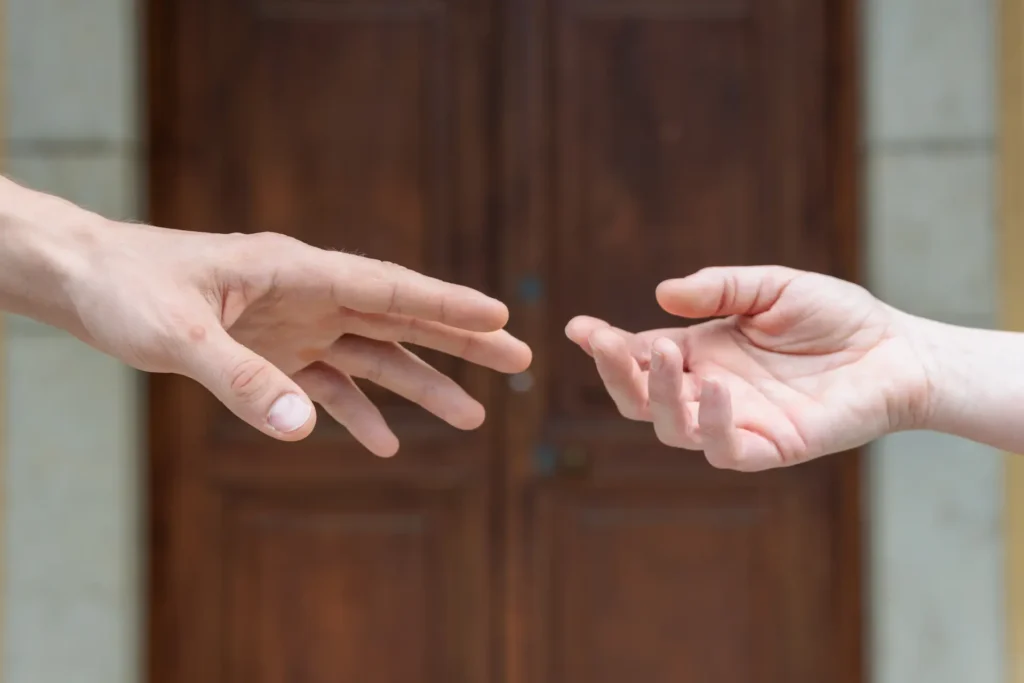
567, 267, 929, 471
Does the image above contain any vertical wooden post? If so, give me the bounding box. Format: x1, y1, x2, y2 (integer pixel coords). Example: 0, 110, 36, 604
1001, 0, 1024, 680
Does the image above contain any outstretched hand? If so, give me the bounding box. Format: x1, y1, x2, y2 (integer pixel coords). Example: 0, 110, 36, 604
566, 266, 933, 471
53, 223, 531, 456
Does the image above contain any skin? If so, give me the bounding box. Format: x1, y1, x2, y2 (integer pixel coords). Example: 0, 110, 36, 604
566, 265, 1024, 471
0, 177, 531, 457
4, 175, 1024, 468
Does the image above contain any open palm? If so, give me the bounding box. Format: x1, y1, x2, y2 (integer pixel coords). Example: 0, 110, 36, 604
565, 266, 932, 471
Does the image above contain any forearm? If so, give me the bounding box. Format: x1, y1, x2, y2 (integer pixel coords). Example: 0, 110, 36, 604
0, 176, 98, 327
912, 314, 1024, 452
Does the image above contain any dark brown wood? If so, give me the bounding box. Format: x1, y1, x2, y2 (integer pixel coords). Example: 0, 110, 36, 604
147, 1, 499, 682
497, 0, 864, 681
147, 0, 864, 681
829, 0, 868, 681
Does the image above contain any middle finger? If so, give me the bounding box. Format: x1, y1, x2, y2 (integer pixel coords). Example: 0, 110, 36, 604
341, 312, 532, 374
648, 337, 701, 449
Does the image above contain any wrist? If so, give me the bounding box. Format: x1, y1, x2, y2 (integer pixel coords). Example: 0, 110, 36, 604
896, 312, 948, 433
0, 177, 107, 328
897, 310, 1024, 448
877, 307, 942, 433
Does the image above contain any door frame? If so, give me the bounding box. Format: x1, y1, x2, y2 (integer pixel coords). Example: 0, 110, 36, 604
142, 1, 865, 681
827, 1, 867, 681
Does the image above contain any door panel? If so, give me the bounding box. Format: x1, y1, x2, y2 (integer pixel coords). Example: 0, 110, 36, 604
498, 0, 855, 681
548, 0, 828, 420
537, 479, 831, 683
149, 1, 497, 682
525, 468, 836, 683
175, 0, 496, 422
224, 488, 475, 683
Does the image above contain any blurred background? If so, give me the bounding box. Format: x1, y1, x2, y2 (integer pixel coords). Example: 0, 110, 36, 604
0, 0, 1011, 682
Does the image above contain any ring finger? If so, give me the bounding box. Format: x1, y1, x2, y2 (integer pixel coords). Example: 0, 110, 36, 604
341, 312, 532, 373
325, 335, 485, 430
647, 337, 700, 449
293, 363, 399, 457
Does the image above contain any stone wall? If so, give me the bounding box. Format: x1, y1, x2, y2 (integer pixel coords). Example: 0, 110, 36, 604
864, 1, 1003, 681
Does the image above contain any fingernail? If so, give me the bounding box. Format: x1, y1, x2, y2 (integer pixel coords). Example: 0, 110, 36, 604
267, 394, 311, 432
650, 350, 664, 371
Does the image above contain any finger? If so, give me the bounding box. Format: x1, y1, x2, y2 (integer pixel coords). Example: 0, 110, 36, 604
294, 364, 399, 457
696, 380, 781, 472
325, 336, 485, 431
656, 266, 802, 319
179, 324, 316, 441
324, 254, 510, 332
696, 380, 742, 467
589, 328, 650, 420
340, 312, 532, 373
647, 338, 701, 449
566, 316, 625, 355
566, 316, 666, 366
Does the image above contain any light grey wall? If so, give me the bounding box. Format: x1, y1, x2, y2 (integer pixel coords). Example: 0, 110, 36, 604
0, 1, 1005, 682
864, 1, 1003, 682
1, 1, 142, 683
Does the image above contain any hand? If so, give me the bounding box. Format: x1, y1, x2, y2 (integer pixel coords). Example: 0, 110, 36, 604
43, 220, 531, 456
565, 266, 932, 471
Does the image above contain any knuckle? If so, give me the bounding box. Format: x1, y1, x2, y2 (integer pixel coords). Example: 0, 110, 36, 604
654, 426, 679, 447
618, 404, 644, 421
365, 356, 385, 384
339, 342, 386, 383
704, 452, 733, 470
319, 381, 352, 409
241, 232, 298, 257
256, 231, 294, 246
299, 368, 350, 408
295, 363, 333, 391
415, 380, 440, 408
704, 449, 741, 471
220, 233, 298, 276
228, 356, 274, 401
647, 384, 671, 404
386, 280, 401, 314
380, 260, 408, 273
458, 332, 476, 360
401, 316, 426, 344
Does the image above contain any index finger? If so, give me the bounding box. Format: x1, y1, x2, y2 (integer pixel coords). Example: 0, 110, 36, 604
566, 316, 686, 367
312, 253, 510, 332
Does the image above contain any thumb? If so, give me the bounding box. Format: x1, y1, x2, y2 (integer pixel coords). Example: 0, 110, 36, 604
179, 326, 316, 441
655, 266, 801, 319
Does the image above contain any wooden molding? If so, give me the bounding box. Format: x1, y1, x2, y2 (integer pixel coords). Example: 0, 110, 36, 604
1001, 0, 1024, 680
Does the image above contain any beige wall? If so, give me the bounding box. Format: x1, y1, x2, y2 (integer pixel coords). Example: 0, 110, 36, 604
863, 2, 1003, 682
0, 1, 1006, 683
1001, 0, 1024, 680
1, 1, 142, 682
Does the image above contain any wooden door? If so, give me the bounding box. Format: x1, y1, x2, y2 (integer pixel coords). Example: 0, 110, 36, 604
147, 0, 862, 682
148, 1, 501, 681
